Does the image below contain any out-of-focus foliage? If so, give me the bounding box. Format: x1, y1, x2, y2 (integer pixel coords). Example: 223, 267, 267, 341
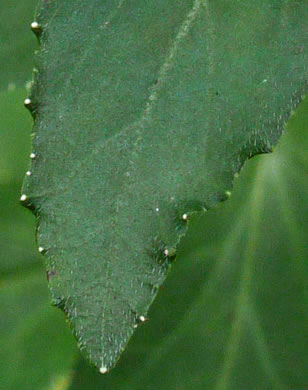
0, 0, 38, 89
69, 98, 308, 389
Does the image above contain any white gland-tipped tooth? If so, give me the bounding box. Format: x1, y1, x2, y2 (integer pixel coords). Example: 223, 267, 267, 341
24, 98, 31, 106
26, 171, 32, 176
99, 365, 108, 374
20, 194, 27, 201
31, 21, 40, 30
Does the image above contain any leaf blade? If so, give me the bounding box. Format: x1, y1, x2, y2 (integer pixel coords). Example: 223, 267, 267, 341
69, 97, 308, 389
24, 0, 308, 370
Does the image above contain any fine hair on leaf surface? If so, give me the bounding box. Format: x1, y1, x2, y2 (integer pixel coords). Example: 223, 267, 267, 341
22, 0, 307, 372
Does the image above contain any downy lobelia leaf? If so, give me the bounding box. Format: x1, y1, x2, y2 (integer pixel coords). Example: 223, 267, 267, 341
69, 98, 308, 390
22, 1, 308, 371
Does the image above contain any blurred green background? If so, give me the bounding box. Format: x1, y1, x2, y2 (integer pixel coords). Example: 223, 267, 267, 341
0, 2, 307, 389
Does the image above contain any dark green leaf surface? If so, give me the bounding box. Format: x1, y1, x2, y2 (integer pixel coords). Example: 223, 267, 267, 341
23, 1, 308, 370
69, 98, 308, 390
0, 89, 77, 390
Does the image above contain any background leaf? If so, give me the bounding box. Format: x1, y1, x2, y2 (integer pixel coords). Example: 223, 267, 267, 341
23, 0, 308, 370
0, 268, 76, 390
68, 98, 308, 389
0, 0, 38, 90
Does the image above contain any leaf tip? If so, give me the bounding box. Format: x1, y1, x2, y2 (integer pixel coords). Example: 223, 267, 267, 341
31, 21, 40, 30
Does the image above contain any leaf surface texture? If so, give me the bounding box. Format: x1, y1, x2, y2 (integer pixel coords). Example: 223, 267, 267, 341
69, 98, 308, 389
24, 0, 308, 370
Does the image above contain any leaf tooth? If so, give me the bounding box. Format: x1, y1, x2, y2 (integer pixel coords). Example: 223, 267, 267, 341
182, 213, 188, 221
133, 314, 149, 329
20, 194, 27, 202
99, 365, 108, 374
19, 193, 36, 212
31, 21, 43, 37
24, 97, 37, 118
19, 193, 40, 214
24, 98, 31, 107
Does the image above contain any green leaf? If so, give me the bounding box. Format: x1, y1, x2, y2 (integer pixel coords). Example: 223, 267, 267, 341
23, 1, 308, 371
68, 98, 308, 389
0, 89, 77, 390
0, 271, 77, 390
